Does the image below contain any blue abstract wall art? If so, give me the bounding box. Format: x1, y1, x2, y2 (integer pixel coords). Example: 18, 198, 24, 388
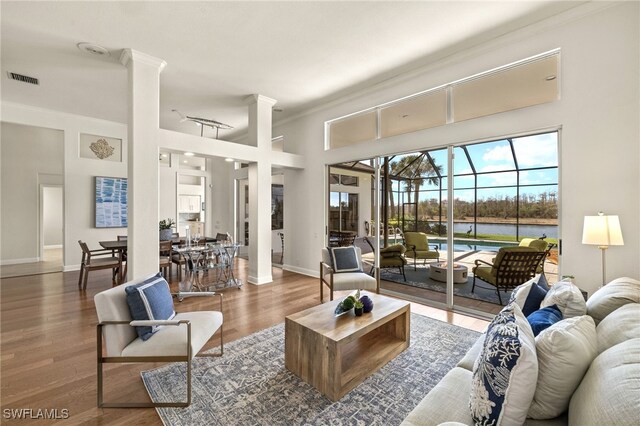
95, 176, 127, 228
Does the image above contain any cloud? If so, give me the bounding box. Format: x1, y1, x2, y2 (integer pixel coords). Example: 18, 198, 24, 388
480, 134, 557, 168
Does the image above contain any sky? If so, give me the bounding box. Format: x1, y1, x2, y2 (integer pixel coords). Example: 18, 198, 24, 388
390, 131, 559, 203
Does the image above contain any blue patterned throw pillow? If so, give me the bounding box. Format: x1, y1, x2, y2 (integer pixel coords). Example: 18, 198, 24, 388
470, 303, 538, 425
328, 246, 362, 273
125, 273, 175, 341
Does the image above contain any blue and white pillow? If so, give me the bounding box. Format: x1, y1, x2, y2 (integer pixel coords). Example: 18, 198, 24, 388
328, 246, 362, 273
125, 273, 175, 341
527, 304, 563, 336
470, 303, 538, 425
509, 275, 548, 316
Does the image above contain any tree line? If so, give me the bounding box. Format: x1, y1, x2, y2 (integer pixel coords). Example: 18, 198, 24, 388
392, 191, 558, 221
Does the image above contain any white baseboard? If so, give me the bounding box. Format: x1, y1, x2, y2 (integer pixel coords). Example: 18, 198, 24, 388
44, 244, 63, 249
247, 274, 273, 285
1, 257, 40, 266
63, 264, 81, 272
283, 265, 318, 278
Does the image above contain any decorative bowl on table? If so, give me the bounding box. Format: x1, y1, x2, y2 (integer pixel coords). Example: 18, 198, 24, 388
334, 291, 373, 317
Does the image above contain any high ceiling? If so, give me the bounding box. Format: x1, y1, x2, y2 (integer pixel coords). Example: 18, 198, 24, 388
1, 1, 584, 140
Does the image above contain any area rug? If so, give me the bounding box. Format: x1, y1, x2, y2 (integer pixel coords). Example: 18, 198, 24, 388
380, 265, 511, 305
142, 313, 480, 426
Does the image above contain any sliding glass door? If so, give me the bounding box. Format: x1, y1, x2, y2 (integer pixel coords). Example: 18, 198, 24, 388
327, 130, 559, 316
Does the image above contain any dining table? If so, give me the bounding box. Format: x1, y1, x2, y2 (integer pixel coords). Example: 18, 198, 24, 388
99, 240, 128, 283
99, 236, 223, 284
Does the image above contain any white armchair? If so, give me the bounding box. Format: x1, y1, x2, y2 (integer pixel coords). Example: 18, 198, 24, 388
320, 247, 378, 301
94, 274, 223, 408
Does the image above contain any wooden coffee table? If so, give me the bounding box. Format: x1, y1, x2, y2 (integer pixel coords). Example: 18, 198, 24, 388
284, 293, 410, 401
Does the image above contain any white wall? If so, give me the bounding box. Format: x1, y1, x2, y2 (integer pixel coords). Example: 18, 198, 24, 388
43, 186, 63, 247
276, 2, 640, 294
1, 103, 128, 270
0, 122, 63, 263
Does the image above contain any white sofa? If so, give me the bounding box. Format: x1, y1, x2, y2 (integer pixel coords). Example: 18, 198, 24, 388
401, 277, 640, 426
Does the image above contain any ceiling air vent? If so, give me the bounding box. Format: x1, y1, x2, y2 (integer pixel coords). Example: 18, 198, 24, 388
7, 72, 39, 85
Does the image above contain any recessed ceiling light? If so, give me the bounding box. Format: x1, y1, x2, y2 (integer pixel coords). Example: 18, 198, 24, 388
161, 153, 168, 158
184, 152, 195, 157
183, 160, 188, 163
225, 158, 234, 162
77, 42, 110, 57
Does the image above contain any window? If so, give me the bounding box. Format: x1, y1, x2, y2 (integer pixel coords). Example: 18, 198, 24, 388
272, 185, 283, 230
329, 192, 359, 233
326, 52, 559, 150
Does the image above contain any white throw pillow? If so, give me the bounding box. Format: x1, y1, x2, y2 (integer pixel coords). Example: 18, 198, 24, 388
586, 277, 640, 324
569, 338, 640, 425
528, 315, 597, 419
469, 303, 538, 425
596, 303, 640, 354
540, 280, 586, 318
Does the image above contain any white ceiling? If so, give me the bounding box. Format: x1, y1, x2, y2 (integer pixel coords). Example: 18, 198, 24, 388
1, 1, 584, 140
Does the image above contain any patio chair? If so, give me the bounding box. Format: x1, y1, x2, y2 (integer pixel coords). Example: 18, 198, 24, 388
94, 273, 223, 408
361, 237, 407, 281
320, 246, 378, 301
403, 232, 440, 270
472, 246, 547, 304
519, 238, 551, 274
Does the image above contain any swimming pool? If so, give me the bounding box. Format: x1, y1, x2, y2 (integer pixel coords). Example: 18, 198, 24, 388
429, 238, 517, 252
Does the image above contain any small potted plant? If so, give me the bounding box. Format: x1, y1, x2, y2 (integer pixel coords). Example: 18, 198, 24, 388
354, 299, 364, 316
159, 218, 176, 241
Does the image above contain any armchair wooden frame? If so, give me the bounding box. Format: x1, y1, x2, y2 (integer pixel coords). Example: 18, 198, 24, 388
96, 292, 223, 408
319, 247, 379, 301
472, 250, 547, 304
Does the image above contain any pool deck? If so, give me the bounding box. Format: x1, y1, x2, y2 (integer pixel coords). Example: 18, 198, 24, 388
357, 236, 559, 283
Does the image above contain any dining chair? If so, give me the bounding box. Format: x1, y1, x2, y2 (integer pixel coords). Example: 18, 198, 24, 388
278, 232, 284, 264
159, 240, 173, 278
116, 235, 128, 275
78, 240, 122, 290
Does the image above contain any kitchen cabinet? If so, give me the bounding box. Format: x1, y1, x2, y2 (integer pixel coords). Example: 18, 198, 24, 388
179, 195, 201, 213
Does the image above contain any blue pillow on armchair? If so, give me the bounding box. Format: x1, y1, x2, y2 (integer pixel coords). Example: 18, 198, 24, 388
125, 273, 175, 341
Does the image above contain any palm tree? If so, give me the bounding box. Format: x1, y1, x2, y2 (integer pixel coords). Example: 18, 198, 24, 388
389, 153, 442, 229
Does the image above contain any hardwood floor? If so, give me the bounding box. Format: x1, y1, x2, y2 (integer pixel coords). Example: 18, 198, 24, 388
1, 259, 488, 424
0, 248, 63, 279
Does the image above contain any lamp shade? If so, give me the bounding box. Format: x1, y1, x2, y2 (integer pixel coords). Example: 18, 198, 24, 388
582, 214, 624, 246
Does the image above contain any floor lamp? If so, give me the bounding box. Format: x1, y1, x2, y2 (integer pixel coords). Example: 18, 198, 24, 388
582, 212, 624, 286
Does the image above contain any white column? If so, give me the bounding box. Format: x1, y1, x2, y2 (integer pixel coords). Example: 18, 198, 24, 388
246, 94, 277, 284
120, 49, 166, 279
